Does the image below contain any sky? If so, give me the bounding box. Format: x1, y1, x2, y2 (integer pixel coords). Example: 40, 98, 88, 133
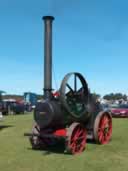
0, 0, 128, 96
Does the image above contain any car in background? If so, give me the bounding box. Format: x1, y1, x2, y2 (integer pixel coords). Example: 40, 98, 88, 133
1, 100, 25, 115
12, 102, 25, 114
110, 104, 128, 118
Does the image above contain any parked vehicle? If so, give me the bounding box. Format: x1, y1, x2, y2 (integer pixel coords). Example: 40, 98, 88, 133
12, 102, 25, 114
110, 104, 128, 118
1, 100, 25, 115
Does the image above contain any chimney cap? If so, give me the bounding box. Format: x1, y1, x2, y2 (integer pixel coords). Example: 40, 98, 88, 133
43, 16, 54, 21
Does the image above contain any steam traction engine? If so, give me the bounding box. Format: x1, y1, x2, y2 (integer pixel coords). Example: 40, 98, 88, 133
25, 16, 112, 154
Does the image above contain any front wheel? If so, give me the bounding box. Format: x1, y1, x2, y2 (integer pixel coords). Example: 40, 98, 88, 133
29, 123, 44, 149
65, 122, 87, 154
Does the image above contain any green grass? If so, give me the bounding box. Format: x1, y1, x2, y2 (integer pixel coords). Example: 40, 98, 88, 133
0, 114, 128, 171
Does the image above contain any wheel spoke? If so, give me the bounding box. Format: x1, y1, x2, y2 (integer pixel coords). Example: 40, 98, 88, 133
77, 129, 83, 137
73, 127, 83, 141
35, 125, 40, 132
74, 74, 77, 92
73, 132, 79, 142
77, 135, 86, 140
98, 130, 103, 142
100, 116, 109, 130
104, 132, 109, 141
103, 115, 109, 125
66, 83, 74, 93
70, 141, 76, 151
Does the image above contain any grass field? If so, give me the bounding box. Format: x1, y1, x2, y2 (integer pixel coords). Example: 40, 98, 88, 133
0, 114, 128, 171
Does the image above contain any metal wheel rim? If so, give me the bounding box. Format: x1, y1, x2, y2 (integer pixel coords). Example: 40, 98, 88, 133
66, 123, 87, 154
94, 112, 112, 144
29, 123, 42, 149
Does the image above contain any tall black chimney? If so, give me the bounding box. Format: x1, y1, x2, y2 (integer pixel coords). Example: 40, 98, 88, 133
43, 16, 54, 99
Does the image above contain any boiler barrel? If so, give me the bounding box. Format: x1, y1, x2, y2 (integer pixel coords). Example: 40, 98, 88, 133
34, 100, 93, 129
34, 101, 63, 129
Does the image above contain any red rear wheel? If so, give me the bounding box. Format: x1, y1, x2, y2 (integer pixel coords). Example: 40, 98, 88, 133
66, 123, 87, 154
94, 112, 112, 144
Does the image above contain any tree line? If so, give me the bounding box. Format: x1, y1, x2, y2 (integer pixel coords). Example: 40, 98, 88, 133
0, 90, 127, 101
103, 93, 127, 101
93, 93, 127, 101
